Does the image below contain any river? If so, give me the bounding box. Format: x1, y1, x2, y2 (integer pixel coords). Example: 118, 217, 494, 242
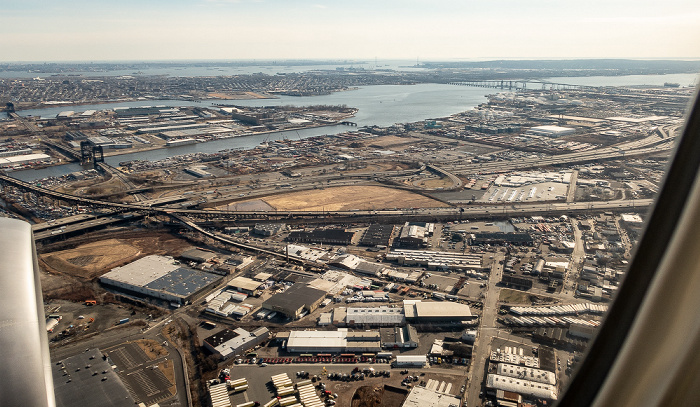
9, 72, 699, 182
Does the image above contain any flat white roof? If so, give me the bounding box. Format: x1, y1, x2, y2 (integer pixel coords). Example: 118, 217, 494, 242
229, 276, 260, 291
531, 125, 575, 132
402, 386, 462, 407
0, 153, 51, 166
101, 255, 179, 286
487, 374, 557, 400
497, 363, 557, 385
396, 355, 427, 362
287, 331, 346, 349
412, 301, 472, 318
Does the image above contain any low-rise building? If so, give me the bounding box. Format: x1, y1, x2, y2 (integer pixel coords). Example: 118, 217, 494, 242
254, 223, 286, 236
203, 327, 270, 359
286, 329, 381, 353
380, 325, 419, 348
262, 283, 327, 319
402, 386, 462, 407
486, 373, 558, 401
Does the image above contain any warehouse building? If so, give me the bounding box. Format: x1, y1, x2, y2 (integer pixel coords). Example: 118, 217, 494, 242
286, 329, 381, 353
262, 283, 327, 319
501, 274, 534, 290
497, 363, 556, 385
203, 327, 270, 359
0, 153, 52, 168
287, 228, 356, 245
486, 373, 558, 401
386, 249, 483, 271
527, 125, 575, 137
468, 232, 534, 246
380, 325, 419, 348
180, 247, 217, 263
345, 306, 406, 326
404, 300, 475, 323
359, 224, 395, 247
253, 223, 286, 236
100, 255, 222, 305
402, 386, 462, 407
228, 276, 262, 295
392, 355, 427, 367
394, 222, 434, 248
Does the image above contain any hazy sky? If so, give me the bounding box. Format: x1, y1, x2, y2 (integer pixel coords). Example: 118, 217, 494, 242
2, 0, 700, 62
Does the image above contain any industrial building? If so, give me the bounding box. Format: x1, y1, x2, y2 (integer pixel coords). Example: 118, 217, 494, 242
468, 232, 534, 246
402, 385, 462, 407
337, 301, 474, 327
286, 228, 356, 245
386, 249, 483, 271
404, 300, 474, 323
180, 248, 217, 263
501, 274, 534, 290
527, 125, 576, 137
486, 373, 558, 401
99, 255, 222, 304
228, 276, 262, 295
262, 283, 327, 319
0, 153, 51, 168
253, 223, 287, 236
380, 325, 419, 348
394, 222, 434, 248
203, 327, 270, 359
359, 224, 395, 247
496, 363, 556, 385
392, 355, 427, 367
344, 306, 406, 326
285, 329, 381, 353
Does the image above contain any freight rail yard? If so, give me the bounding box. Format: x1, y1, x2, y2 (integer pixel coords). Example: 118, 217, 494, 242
0, 74, 692, 407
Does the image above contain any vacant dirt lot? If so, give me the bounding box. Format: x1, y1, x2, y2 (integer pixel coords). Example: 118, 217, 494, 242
368, 135, 422, 149
261, 186, 448, 211
40, 238, 141, 279
39, 231, 193, 280
351, 385, 408, 407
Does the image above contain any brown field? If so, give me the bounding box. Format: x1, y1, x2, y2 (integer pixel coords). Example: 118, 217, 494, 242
261, 185, 448, 211
136, 339, 169, 360
38, 232, 192, 280
368, 135, 421, 148
40, 238, 141, 279
416, 176, 454, 189
342, 161, 412, 174
157, 359, 177, 396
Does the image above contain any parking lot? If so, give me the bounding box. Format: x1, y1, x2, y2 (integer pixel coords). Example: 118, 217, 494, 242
218, 361, 468, 407
105, 342, 174, 406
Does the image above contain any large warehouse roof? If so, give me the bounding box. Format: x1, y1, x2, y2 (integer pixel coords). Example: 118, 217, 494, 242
402, 386, 462, 407
497, 363, 557, 385
100, 255, 222, 301
101, 255, 179, 286
144, 267, 220, 297
287, 331, 347, 350
229, 276, 261, 292
486, 374, 558, 400
346, 306, 405, 325
262, 284, 326, 316
404, 301, 472, 319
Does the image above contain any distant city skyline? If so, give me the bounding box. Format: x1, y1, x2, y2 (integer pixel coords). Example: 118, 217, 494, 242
2, 0, 700, 62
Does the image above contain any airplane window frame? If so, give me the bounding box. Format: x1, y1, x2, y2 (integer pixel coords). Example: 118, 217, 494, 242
557, 84, 700, 406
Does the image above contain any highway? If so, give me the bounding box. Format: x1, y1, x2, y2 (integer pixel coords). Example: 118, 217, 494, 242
1, 172, 653, 222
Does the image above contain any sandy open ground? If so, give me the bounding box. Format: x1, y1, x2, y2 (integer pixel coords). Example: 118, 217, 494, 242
40, 238, 141, 279
260, 185, 448, 211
